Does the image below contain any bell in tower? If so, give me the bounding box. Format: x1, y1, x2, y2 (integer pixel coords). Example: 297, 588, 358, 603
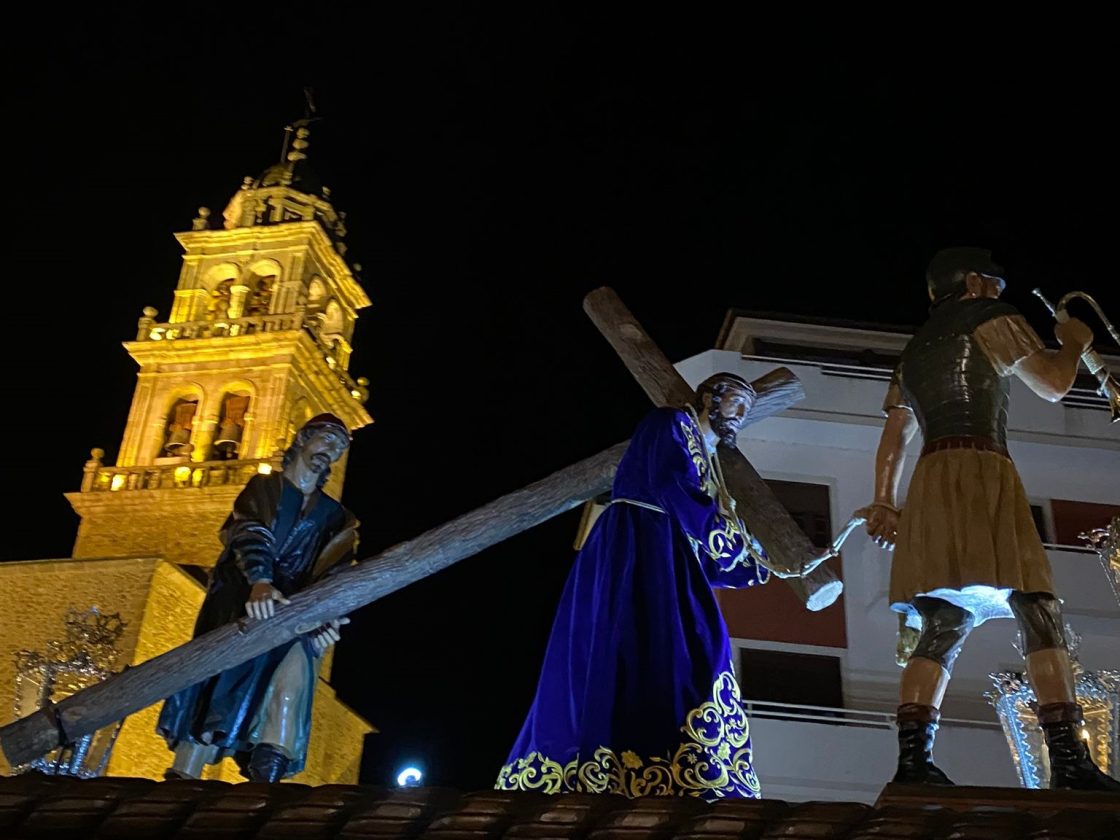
212, 393, 251, 460
162, 399, 198, 457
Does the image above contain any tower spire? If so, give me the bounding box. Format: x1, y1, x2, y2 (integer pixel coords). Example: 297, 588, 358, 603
279, 87, 321, 164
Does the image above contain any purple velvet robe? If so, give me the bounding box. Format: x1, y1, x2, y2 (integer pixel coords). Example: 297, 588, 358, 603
497, 406, 769, 800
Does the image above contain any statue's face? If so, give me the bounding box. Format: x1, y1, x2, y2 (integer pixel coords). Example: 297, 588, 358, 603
299, 426, 349, 476
706, 386, 754, 444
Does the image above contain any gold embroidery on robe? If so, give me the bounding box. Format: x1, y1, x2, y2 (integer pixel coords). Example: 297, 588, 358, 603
495, 671, 760, 799
680, 419, 707, 480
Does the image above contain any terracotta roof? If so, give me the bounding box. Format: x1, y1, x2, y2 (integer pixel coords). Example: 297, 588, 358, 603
1, 775, 1117, 839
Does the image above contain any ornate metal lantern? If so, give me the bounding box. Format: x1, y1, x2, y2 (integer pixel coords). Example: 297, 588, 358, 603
1081, 516, 1120, 606
985, 518, 1120, 788
12, 607, 127, 777
986, 629, 1119, 788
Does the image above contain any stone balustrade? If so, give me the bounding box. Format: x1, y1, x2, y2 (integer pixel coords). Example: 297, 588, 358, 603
80, 453, 282, 493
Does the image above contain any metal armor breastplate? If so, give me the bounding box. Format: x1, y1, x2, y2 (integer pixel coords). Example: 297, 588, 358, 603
899, 300, 1015, 449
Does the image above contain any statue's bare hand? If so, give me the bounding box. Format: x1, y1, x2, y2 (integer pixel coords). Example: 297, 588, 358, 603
246, 582, 291, 620
1055, 317, 1093, 353
309, 618, 350, 654
856, 503, 899, 551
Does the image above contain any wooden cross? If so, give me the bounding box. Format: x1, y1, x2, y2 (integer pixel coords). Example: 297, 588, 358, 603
583, 287, 843, 608
0, 288, 826, 767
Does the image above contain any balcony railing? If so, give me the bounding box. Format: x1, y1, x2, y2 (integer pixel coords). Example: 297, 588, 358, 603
741, 699, 1000, 731
740, 353, 1114, 409
141, 313, 305, 341
80, 456, 282, 493
134, 311, 368, 403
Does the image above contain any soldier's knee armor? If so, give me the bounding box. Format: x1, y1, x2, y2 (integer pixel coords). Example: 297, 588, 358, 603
910, 596, 975, 670
1009, 591, 1067, 654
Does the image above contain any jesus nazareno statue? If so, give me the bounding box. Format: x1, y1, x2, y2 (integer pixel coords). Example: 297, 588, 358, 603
497, 373, 820, 801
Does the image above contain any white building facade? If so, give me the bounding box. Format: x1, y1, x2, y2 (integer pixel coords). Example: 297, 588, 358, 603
674, 311, 1120, 803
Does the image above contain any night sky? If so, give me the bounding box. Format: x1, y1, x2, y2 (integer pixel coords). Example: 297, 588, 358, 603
4, 11, 1117, 788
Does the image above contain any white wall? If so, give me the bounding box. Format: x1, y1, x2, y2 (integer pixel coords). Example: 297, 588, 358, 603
750, 717, 1019, 804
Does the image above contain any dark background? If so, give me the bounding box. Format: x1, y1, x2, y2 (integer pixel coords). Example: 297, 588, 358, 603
3, 9, 1116, 788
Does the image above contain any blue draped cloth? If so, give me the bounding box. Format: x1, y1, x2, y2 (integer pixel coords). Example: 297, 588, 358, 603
497, 406, 770, 800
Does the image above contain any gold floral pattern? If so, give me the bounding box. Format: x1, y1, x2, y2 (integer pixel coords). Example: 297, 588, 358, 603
686, 522, 754, 573
679, 418, 707, 481
495, 671, 760, 800
705, 519, 746, 570
676, 411, 758, 575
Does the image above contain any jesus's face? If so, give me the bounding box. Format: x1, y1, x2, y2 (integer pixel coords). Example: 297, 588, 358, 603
707, 387, 754, 445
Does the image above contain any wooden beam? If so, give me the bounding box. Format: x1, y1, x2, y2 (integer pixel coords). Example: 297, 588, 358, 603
0, 442, 628, 767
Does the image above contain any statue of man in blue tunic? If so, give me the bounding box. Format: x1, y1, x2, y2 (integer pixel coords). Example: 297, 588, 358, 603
497, 373, 802, 801
157, 413, 358, 782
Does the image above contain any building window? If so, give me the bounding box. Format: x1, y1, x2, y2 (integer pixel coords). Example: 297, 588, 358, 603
752, 338, 899, 372
764, 479, 832, 548
738, 648, 844, 710
1050, 499, 1120, 547
246, 276, 275, 316
1030, 502, 1053, 544
207, 278, 235, 321
161, 398, 198, 458
212, 392, 251, 460
717, 478, 847, 649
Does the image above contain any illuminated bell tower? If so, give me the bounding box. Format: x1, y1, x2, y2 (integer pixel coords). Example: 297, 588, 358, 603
1, 119, 374, 784
67, 122, 373, 569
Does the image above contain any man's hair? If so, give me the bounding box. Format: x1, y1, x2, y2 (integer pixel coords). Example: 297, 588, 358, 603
693, 373, 757, 408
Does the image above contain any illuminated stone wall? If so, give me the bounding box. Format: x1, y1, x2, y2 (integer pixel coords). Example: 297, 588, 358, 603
0, 557, 371, 783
